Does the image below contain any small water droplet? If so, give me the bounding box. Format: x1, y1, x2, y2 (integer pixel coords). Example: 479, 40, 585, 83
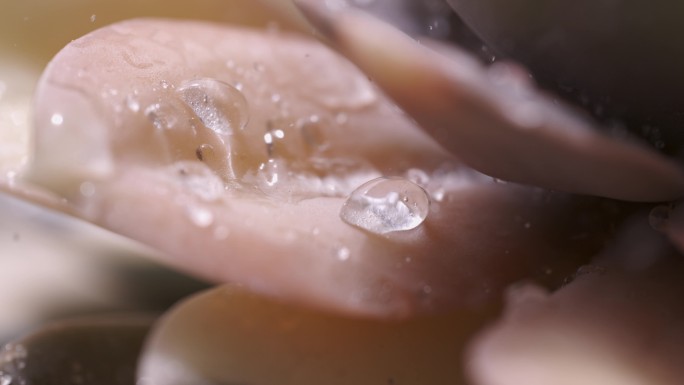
264, 121, 286, 158
1, 373, 12, 385
145, 103, 179, 130
177, 78, 249, 135
89, 14, 96, 22
649, 204, 672, 231
340, 177, 430, 234
160, 80, 172, 90
50, 113, 64, 126
270, 93, 282, 104
336, 247, 351, 261
432, 188, 445, 202
126, 94, 140, 112
188, 206, 214, 228
299, 115, 330, 153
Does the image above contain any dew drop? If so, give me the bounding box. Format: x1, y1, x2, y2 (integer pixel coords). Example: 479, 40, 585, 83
188, 206, 214, 228
336, 247, 351, 261
298, 115, 330, 153
264, 121, 286, 158
340, 177, 430, 234
144, 103, 179, 130
50, 113, 64, 126
177, 78, 249, 135
649, 204, 672, 231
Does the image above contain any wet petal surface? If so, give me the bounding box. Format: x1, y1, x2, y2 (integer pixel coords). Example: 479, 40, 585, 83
25, 19, 616, 317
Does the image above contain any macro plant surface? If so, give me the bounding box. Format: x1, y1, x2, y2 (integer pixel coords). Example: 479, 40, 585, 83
1, 1, 684, 384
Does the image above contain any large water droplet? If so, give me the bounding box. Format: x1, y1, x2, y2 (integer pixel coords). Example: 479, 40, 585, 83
177, 78, 248, 135
340, 177, 430, 234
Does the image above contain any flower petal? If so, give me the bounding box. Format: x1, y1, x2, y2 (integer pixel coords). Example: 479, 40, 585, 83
293, 1, 684, 202
467, 242, 684, 385
138, 286, 483, 385
25, 19, 616, 317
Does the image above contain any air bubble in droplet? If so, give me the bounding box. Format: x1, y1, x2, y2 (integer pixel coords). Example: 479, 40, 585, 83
177, 78, 249, 135
340, 177, 430, 234
649, 204, 672, 231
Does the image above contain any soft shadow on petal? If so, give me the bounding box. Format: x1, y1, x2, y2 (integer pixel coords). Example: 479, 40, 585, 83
466, 216, 684, 385
293, 1, 684, 202
24, 19, 618, 318
138, 286, 486, 385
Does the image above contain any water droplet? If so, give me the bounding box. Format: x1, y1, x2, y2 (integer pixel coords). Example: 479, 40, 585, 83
298, 115, 330, 153
649, 204, 672, 231
89, 14, 96, 22
213, 226, 230, 240
336, 247, 351, 261
340, 177, 430, 234
406, 168, 430, 187
126, 94, 140, 112
160, 80, 172, 90
431, 188, 445, 202
1, 373, 12, 385
50, 113, 64, 126
145, 103, 179, 130
188, 206, 214, 228
253, 62, 265, 72
177, 78, 248, 135
258, 159, 281, 188
270, 93, 282, 104
264, 121, 286, 158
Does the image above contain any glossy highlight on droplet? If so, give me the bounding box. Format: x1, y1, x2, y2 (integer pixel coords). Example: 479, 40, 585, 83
340, 177, 430, 235
177, 78, 248, 135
